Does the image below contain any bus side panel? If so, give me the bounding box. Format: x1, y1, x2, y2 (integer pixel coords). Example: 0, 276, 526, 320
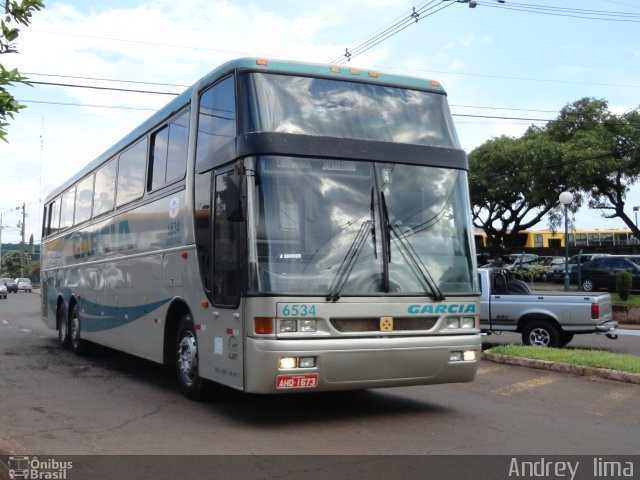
43, 189, 190, 364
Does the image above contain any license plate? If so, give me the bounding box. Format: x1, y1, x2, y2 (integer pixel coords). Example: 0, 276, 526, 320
275, 374, 319, 389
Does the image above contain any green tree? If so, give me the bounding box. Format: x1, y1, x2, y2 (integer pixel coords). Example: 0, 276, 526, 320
28, 258, 38, 282
1, 0, 44, 142
1, 250, 22, 277
469, 130, 575, 254
547, 98, 640, 238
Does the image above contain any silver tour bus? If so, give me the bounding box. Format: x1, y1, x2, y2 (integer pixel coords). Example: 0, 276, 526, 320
41, 58, 481, 399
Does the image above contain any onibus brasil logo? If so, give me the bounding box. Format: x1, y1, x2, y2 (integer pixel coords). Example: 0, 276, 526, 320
7, 456, 73, 479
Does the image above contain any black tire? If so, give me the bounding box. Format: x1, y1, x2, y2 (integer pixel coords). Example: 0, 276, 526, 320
176, 314, 205, 401
69, 304, 89, 355
522, 320, 560, 347
507, 279, 532, 294
581, 277, 595, 292
57, 304, 70, 349
559, 331, 574, 348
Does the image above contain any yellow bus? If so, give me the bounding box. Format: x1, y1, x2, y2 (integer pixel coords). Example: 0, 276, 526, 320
475, 229, 639, 250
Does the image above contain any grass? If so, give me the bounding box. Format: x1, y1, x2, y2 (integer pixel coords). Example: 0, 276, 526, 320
487, 345, 640, 374
610, 293, 640, 306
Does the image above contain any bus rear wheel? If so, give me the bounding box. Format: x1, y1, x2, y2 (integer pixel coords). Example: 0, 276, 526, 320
70, 304, 89, 355
58, 305, 70, 349
176, 315, 205, 401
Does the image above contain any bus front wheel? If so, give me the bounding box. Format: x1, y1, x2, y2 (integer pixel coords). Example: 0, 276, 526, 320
176, 315, 205, 401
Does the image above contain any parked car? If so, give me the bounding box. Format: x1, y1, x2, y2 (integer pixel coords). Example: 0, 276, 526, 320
1, 278, 17, 293
479, 268, 617, 347
15, 277, 32, 292
548, 253, 610, 283
574, 256, 640, 292
510, 255, 564, 281
0, 282, 7, 299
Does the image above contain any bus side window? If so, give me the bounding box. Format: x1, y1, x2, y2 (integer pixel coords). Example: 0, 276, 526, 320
149, 110, 189, 191
196, 76, 236, 167
213, 170, 240, 307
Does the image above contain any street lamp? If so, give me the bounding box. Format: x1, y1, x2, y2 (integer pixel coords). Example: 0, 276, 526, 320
559, 191, 574, 292
634, 206, 639, 229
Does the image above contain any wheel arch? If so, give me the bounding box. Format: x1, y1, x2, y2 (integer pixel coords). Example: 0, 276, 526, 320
163, 299, 192, 366
517, 313, 561, 333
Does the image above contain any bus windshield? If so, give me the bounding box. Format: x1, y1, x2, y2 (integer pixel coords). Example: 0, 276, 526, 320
240, 72, 460, 148
247, 156, 476, 296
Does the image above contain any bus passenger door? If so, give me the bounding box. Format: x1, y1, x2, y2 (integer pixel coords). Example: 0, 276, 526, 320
209, 168, 244, 389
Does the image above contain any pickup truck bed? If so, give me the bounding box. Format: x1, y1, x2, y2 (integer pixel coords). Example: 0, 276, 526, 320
478, 268, 618, 347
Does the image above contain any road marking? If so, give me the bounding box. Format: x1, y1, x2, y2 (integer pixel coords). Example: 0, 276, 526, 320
496, 376, 559, 396
477, 365, 504, 375
587, 389, 634, 417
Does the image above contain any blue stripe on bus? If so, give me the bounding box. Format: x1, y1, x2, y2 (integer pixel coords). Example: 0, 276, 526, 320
78, 298, 171, 332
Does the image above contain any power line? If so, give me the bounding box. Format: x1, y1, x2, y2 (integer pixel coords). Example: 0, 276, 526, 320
332, 0, 640, 64
28, 80, 180, 96
17, 99, 157, 111
32, 29, 256, 56
331, 1, 456, 64
476, 1, 640, 22
24, 71, 189, 88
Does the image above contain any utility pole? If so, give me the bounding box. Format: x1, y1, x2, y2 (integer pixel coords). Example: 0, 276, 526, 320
0, 214, 3, 275
18, 203, 26, 277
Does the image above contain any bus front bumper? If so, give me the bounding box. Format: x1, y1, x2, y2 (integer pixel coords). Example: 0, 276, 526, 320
244, 334, 481, 394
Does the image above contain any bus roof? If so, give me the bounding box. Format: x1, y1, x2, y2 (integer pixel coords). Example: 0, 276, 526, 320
45, 58, 448, 202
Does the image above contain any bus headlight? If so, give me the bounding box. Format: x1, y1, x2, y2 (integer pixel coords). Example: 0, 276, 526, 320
279, 319, 297, 333
299, 319, 317, 332
450, 350, 477, 362
445, 317, 460, 329
460, 317, 476, 329
298, 357, 316, 368
279, 357, 297, 369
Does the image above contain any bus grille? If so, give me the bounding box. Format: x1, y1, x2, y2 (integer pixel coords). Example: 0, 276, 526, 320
330, 317, 437, 332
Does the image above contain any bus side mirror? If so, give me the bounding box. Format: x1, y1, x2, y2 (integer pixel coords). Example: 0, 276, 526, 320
226, 170, 246, 222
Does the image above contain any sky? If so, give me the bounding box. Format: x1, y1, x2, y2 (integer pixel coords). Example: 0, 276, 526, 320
1, 0, 639, 244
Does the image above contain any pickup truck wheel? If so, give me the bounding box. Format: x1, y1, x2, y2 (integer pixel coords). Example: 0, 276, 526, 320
522, 321, 560, 347
559, 332, 574, 348
581, 278, 595, 292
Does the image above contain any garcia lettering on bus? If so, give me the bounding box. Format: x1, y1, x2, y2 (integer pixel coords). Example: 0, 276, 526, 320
407, 303, 477, 315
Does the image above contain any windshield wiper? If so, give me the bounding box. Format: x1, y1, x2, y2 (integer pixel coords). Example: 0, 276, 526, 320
326, 219, 374, 302
381, 192, 445, 301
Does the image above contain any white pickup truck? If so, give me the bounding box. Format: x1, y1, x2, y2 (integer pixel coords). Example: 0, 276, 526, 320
479, 268, 618, 347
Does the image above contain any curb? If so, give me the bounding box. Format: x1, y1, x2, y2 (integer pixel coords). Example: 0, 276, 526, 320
482, 352, 640, 385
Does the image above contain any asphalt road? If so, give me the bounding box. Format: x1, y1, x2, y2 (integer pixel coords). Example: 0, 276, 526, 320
1, 292, 639, 458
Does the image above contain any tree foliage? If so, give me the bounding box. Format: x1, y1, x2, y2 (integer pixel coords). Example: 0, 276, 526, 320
0, 0, 44, 142
1, 250, 22, 277
547, 98, 640, 238
470, 97, 640, 251
469, 130, 574, 253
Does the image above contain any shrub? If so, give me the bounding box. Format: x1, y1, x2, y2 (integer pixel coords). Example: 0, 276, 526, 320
616, 271, 632, 301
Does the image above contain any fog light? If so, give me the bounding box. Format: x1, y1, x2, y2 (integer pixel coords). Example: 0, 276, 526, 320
300, 319, 317, 332
461, 317, 475, 329
298, 356, 316, 368
446, 317, 460, 329
449, 351, 463, 362
463, 350, 477, 362
279, 319, 297, 333
279, 357, 297, 369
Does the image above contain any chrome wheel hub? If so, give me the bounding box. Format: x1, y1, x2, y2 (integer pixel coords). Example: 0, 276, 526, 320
177, 332, 198, 385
